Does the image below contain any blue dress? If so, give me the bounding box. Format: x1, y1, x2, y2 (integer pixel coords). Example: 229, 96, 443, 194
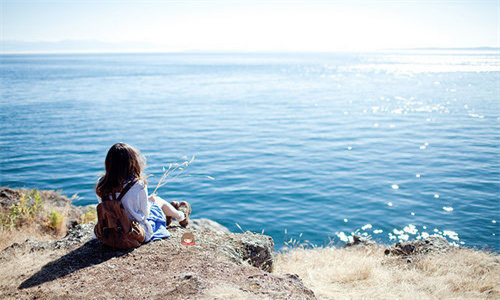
146, 203, 171, 241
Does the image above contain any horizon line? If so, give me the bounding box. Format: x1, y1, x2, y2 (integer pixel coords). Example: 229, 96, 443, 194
1, 47, 499, 55
1, 40, 499, 55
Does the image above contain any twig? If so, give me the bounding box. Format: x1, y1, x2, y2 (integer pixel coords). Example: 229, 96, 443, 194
151, 155, 196, 195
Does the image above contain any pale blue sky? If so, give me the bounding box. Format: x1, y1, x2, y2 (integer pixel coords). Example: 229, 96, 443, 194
1, 0, 499, 52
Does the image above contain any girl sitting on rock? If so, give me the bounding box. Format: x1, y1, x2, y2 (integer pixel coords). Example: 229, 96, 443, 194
95, 142, 191, 243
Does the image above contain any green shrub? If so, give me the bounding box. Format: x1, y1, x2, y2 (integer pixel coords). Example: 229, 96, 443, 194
79, 207, 97, 224
0, 189, 44, 230
46, 210, 64, 230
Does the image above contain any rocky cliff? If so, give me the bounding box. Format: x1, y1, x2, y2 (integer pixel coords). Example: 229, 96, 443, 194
0, 188, 315, 299
1, 187, 498, 299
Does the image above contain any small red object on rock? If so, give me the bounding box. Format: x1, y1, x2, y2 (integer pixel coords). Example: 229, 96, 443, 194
181, 232, 195, 245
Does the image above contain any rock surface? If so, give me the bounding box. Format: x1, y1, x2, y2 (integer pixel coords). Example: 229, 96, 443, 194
189, 218, 231, 233
0, 223, 315, 299
344, 235, 376, 248
0, 188, 315, 299
384, 236, 454, 257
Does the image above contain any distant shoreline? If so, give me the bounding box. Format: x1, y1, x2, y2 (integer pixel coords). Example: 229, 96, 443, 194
1, 46, 499, 55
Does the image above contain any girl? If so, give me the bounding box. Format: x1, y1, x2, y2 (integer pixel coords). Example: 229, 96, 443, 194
95, 142, 191, 243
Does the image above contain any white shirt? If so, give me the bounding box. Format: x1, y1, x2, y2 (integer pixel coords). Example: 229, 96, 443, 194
97, 180, 154, 242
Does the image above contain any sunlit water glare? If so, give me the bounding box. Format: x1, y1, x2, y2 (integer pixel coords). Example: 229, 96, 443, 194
1, 51, 499, 249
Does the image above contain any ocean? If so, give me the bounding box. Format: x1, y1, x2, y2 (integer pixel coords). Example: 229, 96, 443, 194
1, 51, 499, 250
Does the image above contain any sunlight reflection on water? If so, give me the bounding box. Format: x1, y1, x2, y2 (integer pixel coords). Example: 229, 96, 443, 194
0, 51, 499, 249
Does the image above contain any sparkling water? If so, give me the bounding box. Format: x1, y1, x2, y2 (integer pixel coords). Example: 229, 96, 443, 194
1, 51, 499, 249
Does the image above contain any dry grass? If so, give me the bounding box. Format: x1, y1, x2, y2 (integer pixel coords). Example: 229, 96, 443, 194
0, 188, 96, 250
274, 246, 500, 299
0, 218, 71, 250
0, 224, 57, 250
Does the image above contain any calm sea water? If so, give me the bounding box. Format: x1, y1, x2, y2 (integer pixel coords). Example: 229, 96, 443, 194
1, 51, 499, 250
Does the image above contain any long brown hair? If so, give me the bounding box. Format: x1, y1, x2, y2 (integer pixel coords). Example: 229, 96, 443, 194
96, 143, 146, 200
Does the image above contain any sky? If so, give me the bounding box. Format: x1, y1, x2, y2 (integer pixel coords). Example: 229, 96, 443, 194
1, 0, 499, 52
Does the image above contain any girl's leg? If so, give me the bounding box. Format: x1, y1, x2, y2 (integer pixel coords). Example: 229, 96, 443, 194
154, 197, 185, 221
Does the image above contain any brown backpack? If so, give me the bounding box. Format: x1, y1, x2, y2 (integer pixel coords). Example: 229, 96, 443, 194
94, 180, 146, 249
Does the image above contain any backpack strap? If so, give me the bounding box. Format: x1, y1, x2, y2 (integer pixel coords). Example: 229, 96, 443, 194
117, 179, 137, 201
110, 179, 138, 201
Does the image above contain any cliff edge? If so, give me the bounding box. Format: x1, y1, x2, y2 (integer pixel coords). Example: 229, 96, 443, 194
0, 188, 314, 299
1, 187, 498, 299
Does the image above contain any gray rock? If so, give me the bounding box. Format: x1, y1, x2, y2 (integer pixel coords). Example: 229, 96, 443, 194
0, 207, 321, 299
0, 188, 22, 209
344, 235, 376, 248
241, 232, 274, 272
54, 222, 95, 249
188, 218, 230, 233
44, 218, 274, 273
385, 236, 454, 256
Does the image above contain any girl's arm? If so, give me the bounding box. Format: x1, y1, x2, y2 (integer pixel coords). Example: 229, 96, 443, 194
148, 193, 158, 203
